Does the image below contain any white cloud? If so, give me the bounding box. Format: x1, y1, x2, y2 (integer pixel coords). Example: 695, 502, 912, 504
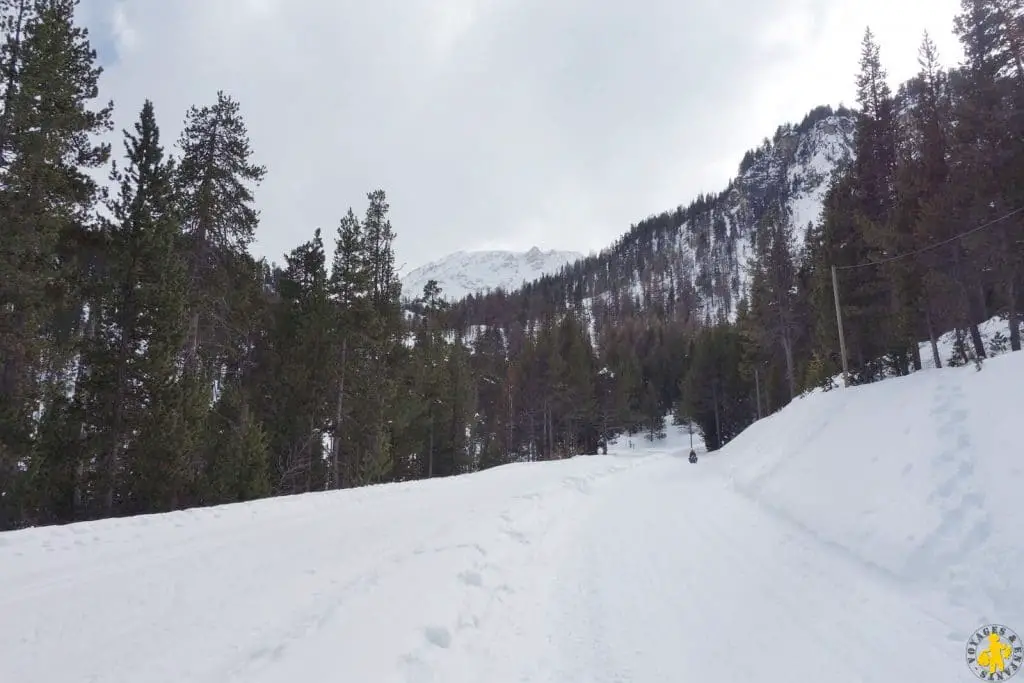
86, 0, 966, 275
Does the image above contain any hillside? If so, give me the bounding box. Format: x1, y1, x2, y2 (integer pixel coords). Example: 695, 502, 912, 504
448, 104, 855, 329
401, 247, 584, 302
4, 349, 1020, 682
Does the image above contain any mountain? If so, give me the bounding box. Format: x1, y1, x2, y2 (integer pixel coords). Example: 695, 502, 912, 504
401, 247, 585, 301
447, 104, 856, 329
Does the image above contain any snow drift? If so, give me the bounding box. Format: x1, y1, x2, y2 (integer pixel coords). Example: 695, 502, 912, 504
725, 350, 1024, 629
1, 351, 1021, 683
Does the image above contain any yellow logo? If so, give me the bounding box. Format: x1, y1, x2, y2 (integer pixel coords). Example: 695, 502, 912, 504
966, 624, 1022, 680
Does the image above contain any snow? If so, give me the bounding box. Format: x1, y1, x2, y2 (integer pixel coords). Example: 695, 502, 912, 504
919, 316, 1021, 369
703, 113, 854, 324
786, 116, 854, 234
3, 351, 1023, 682
400, 247, 584, 302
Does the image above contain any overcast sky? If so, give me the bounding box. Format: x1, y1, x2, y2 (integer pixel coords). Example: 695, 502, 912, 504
79, 0, 964, 275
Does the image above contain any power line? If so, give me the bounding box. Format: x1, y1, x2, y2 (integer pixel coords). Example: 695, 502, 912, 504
835, 205, 1024, 271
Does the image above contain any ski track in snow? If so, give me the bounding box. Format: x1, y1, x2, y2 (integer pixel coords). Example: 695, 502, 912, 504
3, 353, 1023, 682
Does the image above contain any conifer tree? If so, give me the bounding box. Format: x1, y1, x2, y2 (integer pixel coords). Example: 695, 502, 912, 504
175, 90, 266, 374
470, 324, 512, 469
75, 99, 190, 515
202, 380, 270, 504
808, 28, 896, 384
908, 32, 961, 368
0, 0, 111, 524
325, 209, 371, 487
263, 229, 333, 493
352, 190, 402, 484
951, 0, 1023, 351
441, 342, 476, 475
747, 202, 802, 400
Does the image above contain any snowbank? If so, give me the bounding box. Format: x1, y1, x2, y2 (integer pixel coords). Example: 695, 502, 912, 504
725, 349, 1024, 627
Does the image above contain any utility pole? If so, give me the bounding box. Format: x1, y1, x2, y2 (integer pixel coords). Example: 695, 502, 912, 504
831, 264, 850, 388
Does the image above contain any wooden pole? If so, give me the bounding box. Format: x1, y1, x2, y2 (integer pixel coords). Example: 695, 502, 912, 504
831, 265, 850, 387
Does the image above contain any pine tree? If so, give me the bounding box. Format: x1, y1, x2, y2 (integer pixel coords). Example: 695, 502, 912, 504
202, 380, 270, 504
327, 208, 372, 488
442, 342, 475, 475
808, 29, 897, 385
854, 27, 897, 225
951, 0, 1023, 351
76, 99, 190, 515
747, 201, 802, 400
909, 32, 960, 368
678, 325, 754, 450
261, 230, 333, 494
354, 190, 402, 484
0, 0, 112, 526
175, 90, 266, 373
854, 26, 921, 376
470, 324, 512, 469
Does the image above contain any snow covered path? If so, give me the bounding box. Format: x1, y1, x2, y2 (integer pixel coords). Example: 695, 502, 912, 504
1, 451, 658, 683
3, 353, 1022, 683
0, 450, 980, 683
543, 454, 963, 682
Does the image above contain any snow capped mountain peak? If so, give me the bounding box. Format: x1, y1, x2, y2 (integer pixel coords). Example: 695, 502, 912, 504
401, 247, 584, 301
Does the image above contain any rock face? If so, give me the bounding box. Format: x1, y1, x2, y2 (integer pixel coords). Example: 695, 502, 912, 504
671, 106, 856, 322
580, 105, 856, 325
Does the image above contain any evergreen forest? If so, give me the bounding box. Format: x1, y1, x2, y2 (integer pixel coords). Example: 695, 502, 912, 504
1, 0, 1021, 530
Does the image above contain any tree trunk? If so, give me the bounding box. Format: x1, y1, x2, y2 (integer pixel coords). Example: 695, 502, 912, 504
105, 337, 128, 513
330, 337, 346, 489
926, 306, 941, 369
1007, 278, 1021, 352
74, 303, 99, 517
548, 403, 554, 459
427, 407, 434, 478
781, 333, 796, 402
754, 367, 762, 420
507, 384, 514, 460
969, 322, 986, 359
529, 410, 535, 461
712, 379, 721, 450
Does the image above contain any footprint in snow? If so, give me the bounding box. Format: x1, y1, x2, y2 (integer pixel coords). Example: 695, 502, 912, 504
424, 625, 452, 649
457, 570, 483, 587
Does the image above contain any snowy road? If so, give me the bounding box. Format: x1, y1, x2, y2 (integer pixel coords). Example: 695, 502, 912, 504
1, 450, 648, 683
542, 454, 963, 682
1, 446, 979, 682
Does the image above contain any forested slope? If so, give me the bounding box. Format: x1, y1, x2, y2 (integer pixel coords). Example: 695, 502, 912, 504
1, 2, 1020, 530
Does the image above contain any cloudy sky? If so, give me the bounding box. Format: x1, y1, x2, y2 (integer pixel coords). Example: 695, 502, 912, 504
79, 0, 964, 275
